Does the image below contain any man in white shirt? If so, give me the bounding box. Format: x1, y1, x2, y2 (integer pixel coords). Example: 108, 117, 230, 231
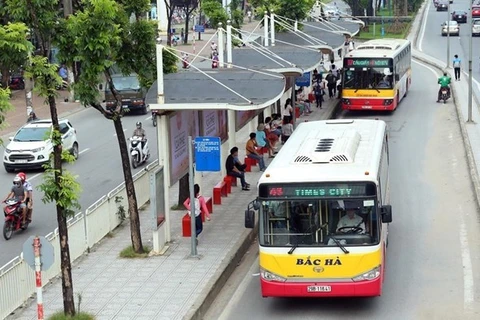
336, 208, 365, 234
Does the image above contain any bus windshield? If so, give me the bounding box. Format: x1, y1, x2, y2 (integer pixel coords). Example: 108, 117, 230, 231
343, 58, 394, 90
259, 198, 379, 248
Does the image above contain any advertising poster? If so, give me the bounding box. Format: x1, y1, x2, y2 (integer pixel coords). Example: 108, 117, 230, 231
169, 110, 199, 186
201, 110, 228, 142
235, 110, 256, 131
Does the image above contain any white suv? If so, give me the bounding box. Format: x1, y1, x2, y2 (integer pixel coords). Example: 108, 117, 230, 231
473, 19, 480, 37
3, 119, 79, 172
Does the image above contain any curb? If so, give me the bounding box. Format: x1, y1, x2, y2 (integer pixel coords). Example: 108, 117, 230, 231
186, 99, 341, 320
1, 104, 89, 141
410, 3, 480, 211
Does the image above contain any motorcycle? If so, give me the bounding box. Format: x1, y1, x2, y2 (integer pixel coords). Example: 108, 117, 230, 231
152, 109, 159, 127
129, 136, 150, 168
8, 75, 25, 90
439, 87, 450, 104
3, 198, 29, 240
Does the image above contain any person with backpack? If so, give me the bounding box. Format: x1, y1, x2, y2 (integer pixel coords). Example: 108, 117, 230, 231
325, 70, 337, 99
313, 80, 325, 108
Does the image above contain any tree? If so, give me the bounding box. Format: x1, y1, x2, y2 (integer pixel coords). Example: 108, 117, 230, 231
56, 0, 177, 253
275, 0, 315, 23
0, 22, 32, 88
0, 87, 13, 144
5, 0, 81, 315
202, 0, 229, 28
164, 0, 178, 46
182, 0, 199, 44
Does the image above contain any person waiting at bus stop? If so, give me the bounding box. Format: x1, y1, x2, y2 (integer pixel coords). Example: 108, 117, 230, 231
226, 147, 250, 191
336, 208, 366, 234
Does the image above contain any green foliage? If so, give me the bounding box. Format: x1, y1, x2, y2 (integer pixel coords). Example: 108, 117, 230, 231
202, 0, 229, 28
275, 0, 315, 22
37, 146, 82, 217
25, 55, 62, 102
0, 87, 13, 145
119, 245, 151, 258
5, 0, 59, 55
0, 22, 33, 73
48, 311, 96, 320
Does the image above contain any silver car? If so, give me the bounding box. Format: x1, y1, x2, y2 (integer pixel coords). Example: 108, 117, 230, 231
441, 20, 460, 36
473, 19, 480, 37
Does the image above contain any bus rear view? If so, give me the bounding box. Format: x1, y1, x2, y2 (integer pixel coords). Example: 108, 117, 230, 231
245, 119, 392, 298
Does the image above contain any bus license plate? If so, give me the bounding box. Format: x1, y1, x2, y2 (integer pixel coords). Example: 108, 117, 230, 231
307, 285, 331, 292
362, 105, 372, 109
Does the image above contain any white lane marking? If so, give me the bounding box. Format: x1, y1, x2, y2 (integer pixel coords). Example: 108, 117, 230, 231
413, 59, 440, 77
416, 57, 476, 309
144, 116, 152, 121
113, 129, 128, 137
459, 207, 474, 310
79, 148, 90, 155
218, 257, 260, 320
28, 173, 41, 181
418, 0, 430, 52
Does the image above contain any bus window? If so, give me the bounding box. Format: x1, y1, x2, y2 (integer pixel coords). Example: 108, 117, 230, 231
260, 198, 379, 247
343, 67, 393, 90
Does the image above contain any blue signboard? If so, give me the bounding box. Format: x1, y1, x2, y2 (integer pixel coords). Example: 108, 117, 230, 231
195, 137, 221, 172
295, 72, 311, 87
194, 25, 205, 33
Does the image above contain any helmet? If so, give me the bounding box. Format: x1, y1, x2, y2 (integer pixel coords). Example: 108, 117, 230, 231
17, 172, 26, 182
443, 71, 448, 76
136, 122, 142, 129
13, 176, 22, 187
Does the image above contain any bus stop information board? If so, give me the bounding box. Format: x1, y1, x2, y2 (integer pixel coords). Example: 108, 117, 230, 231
195, 137, 221, 172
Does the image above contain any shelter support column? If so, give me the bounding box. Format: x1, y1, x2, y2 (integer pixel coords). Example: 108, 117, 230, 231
159, 114, 171, 242
225, 109, 236, 176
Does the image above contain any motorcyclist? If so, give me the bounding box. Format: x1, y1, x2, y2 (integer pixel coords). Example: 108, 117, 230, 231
3, 176, 28, 226
132, 121, 147, 150
17, 172, 33, 223
437, 71, 451, 102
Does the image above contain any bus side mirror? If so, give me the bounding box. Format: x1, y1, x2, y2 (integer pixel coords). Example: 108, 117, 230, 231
245, 210, 255, 228
381, 205, 392, 223
253, 199, 260, 210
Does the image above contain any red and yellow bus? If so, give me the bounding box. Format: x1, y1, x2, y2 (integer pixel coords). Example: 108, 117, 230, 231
341, 39, 411, 111
245, 119, 392, 297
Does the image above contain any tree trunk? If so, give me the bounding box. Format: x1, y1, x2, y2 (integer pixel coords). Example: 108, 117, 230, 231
178, 173, 189, 209
113, 117, 144, 253
24, 76, 34, 116
1, 67, 9, 88
48, 94, 76, 316
184, 11, 191, 44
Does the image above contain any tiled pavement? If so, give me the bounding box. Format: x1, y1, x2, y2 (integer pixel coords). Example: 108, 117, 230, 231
8, 97, 342, 320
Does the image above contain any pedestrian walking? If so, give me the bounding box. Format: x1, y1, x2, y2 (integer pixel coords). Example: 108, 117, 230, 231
453, 54, 461, 81
183, 184, 211, 244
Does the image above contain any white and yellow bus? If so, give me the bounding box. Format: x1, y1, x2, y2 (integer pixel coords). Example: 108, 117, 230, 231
342, 39, 411, 111
245, 119, 392, 297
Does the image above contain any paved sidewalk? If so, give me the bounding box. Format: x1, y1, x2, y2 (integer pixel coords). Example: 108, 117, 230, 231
0, 89, 85, 139
8, 94, 341, 319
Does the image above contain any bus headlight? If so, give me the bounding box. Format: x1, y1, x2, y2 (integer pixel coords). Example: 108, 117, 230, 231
383, 99, 393, 106
352, 266, 381, 282
260, 268, 286, 282
342, 98, 351, 105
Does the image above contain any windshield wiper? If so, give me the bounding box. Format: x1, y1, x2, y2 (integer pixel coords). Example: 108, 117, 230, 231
288, 243, 298, 255
329, 235, 350, 254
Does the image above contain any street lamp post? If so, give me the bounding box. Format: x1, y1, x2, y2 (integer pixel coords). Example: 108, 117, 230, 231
447, 2, 451, 68
467, 5, 474, 122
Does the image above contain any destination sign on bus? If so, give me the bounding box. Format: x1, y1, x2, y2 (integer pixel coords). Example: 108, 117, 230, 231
260, 183, 376, 198
345, 58, 391, 67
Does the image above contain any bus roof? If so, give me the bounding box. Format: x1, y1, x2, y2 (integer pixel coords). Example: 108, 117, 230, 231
345, 38, 411, 59
258, 119, 387, 185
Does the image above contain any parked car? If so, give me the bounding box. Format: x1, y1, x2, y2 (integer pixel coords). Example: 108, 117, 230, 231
3, 119, 79, 172
451, 10, 468, 23
436, 0, 449, 11
441, 20, 460, 36
473, 19, 480, 36
473, 6, 480, 18
104, 74, 148, 115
